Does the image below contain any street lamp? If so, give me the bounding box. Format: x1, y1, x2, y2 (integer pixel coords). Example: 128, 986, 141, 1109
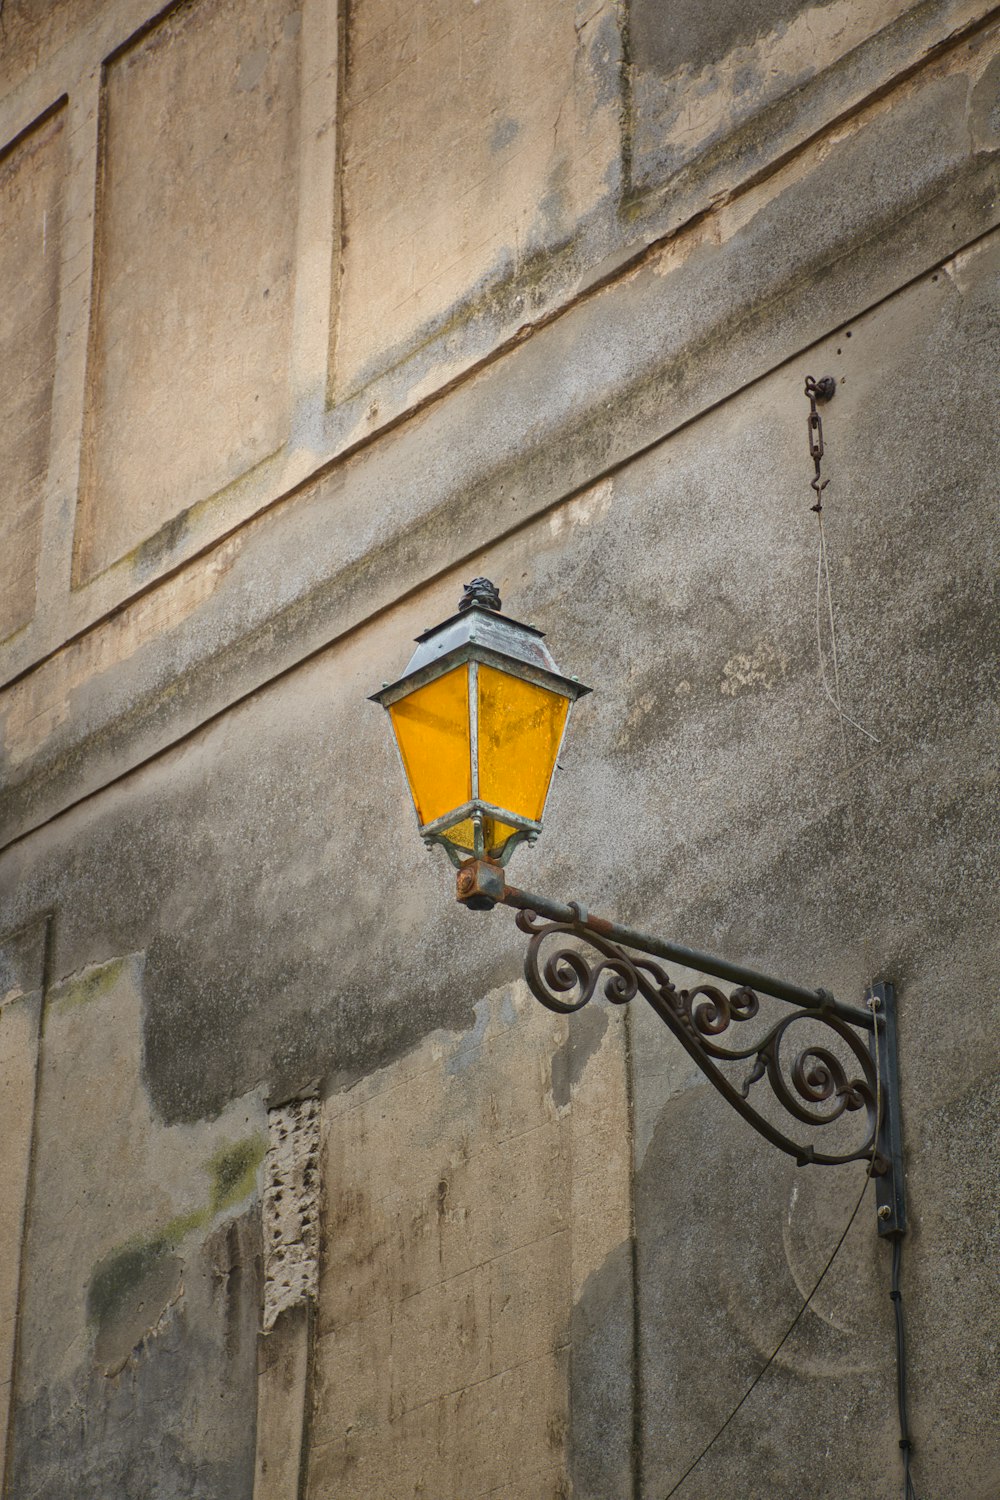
370, 577, 590, 876
371, 579, 904, 1233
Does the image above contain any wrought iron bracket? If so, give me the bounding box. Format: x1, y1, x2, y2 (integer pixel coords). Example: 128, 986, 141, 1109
456, 859, 905, 1236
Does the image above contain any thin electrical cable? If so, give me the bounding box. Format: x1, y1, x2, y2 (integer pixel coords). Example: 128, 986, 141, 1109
661, 1172, 875, 1498
892, 1236, 920, 1500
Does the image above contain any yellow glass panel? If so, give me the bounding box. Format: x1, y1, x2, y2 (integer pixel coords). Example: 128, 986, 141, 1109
477, 664, 569, 823
444, 818, 477, 853
389, 665, 471, 826
443, 815, 521, 856
485, 817, 520, 848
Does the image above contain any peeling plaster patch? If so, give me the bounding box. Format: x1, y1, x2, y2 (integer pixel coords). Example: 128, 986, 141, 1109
631, 0, 914, 185
942, 230, 1000, 297
262, 1098, 320, 1330
491, 115, 521, 151
549, 478, 614, 538
652, 213, 721, 276
551, 1004, 608, 1110
445, 995, 491, 1075
617, 690, 658, 746
237, 46, 270, 90
719, 640, 786, 697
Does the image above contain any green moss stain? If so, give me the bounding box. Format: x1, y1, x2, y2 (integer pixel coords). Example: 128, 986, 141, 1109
206, 1134, 266, 1213
53, 957, 128, 1014
162, 1207, 208, 1243
87, 443, 280, 588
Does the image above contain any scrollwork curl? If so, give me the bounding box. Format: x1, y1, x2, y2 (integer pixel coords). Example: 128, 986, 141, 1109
689, 983, 761, 1037
513, 908, 883, 1172
766, 1021, 876, 1129
517, 907, 664, 1016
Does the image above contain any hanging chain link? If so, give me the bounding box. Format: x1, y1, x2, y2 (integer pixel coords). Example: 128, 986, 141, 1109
804, 374, 836, 512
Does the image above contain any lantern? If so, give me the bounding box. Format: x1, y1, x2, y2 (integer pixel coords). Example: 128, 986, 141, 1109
370, 579, 590, 865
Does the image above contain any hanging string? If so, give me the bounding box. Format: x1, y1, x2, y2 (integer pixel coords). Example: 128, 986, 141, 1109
816, 515, 881, 752
806, 373, 881, 759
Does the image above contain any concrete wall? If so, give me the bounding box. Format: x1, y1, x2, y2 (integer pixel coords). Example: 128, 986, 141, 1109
0, 1, 997, 1496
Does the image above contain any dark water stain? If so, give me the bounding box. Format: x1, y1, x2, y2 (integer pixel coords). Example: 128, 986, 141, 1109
87, 1237, 183, 1375
551, 1003, 608, 1108
631, 0, 839, 78
569, 1238, 635, 1500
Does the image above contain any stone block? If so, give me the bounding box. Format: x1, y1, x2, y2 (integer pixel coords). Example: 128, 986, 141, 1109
306, 1427, 397, 1498
389, 1263, 491, 1413
488, 1228, 571, 1376
316, 1173, 392, 1334
487, 1117, 572, 1255
311, 988, 578, 1493
332, 0, 617, 397
431, 1351, 569, 1498
252, 1304, 311, 1500
317, 985, 572, 1337
310, 1304, 392, 1448
74, 0, 301, 582
474, 1004, 564, 1143
0, 108, 65, 641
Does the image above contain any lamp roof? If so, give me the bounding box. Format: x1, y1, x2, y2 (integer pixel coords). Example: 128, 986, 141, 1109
370, 581, 590, 707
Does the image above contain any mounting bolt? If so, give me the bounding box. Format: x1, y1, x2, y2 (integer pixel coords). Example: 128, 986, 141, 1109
815, 376, 836, 400
878, 1205, 892, 1221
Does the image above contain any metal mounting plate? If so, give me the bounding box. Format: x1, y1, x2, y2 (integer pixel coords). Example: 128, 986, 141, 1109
868, 981, 906, 1237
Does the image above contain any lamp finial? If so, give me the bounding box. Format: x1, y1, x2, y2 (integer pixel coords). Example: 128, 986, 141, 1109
459, 578, 502, 613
